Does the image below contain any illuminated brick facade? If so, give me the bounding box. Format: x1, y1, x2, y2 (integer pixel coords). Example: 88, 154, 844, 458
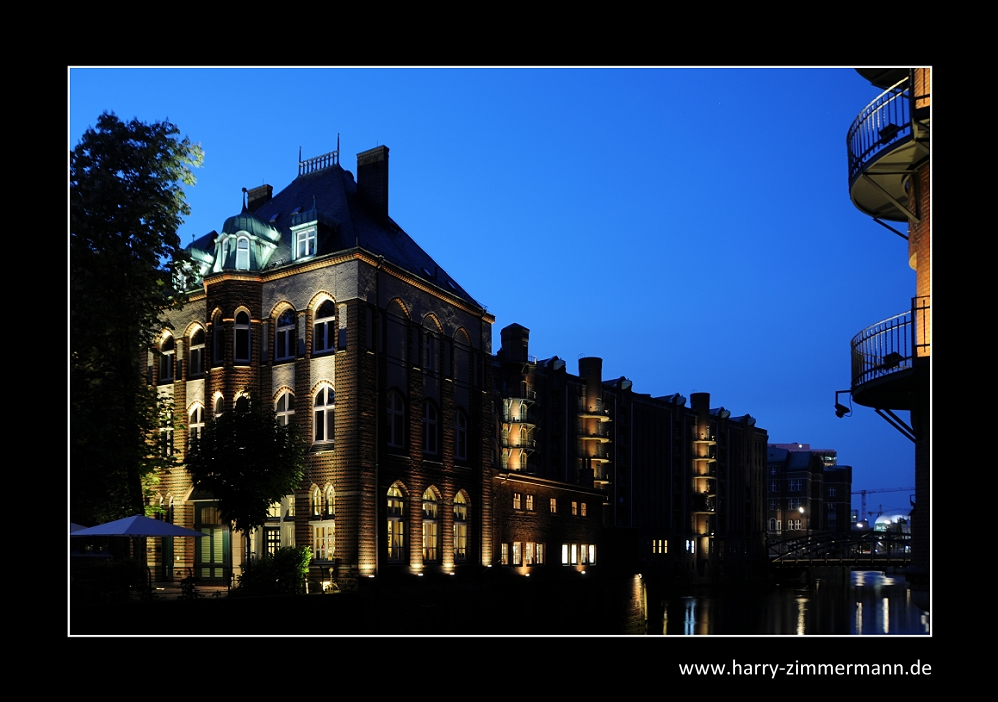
149, 145, 494, 588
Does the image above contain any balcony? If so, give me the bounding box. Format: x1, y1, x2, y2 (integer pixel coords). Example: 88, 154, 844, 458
501, 437, 536, 451
851, 296, 930, 409
847, 69, 930, 221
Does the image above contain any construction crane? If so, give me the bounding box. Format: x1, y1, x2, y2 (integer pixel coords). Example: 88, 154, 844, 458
852, 487, 915, 522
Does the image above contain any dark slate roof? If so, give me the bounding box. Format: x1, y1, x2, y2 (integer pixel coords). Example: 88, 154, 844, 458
196, 163, 480, 308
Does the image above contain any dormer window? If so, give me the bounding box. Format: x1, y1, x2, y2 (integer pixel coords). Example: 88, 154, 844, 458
296, 228, 316, 259
236, 236, 250, 270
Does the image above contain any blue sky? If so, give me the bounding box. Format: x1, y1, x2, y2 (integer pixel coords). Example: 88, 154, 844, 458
69, 67, 925, 517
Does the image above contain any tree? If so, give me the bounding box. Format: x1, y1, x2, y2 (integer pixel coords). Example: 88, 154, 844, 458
185, 397, 306, 565
71, 112, 203, 525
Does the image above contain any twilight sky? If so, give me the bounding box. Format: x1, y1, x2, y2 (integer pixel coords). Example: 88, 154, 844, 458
69, 67, 926, 518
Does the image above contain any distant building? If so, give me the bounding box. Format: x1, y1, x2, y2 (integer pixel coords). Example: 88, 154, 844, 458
767, 443, 852, 536
494, 323, 769, 581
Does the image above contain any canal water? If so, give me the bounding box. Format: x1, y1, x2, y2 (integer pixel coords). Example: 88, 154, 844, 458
659, 571, 930, 635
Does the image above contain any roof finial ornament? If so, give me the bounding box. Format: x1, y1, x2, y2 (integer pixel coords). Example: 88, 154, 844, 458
241, 187, 248, 211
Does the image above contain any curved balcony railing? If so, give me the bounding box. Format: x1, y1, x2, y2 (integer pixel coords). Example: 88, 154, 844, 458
848, 74, 912, 185
847, 69, 929, 188
851, 296, 929, 389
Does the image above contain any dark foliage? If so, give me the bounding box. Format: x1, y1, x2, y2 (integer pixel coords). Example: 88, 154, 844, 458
70, 112, 202, 525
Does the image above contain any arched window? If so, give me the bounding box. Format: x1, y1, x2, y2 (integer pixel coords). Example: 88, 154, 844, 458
387, 391, 405, 449
325, 485, 335, 518
213, 395, 224, 418
234, 310, 251, 364
453, 492, 469, 563
189, 328, 205, 377
188, 404, 205, 447
387, 485, 405, 563
159, 335, 175, 384
423, 400, 439, 456
236, 236, 250, 270
312, 486, 322, 517
275, 391, 295, 427
313, 300, 336, 354
455, 409, 468, 462
275, 309, 296, 362
422, 488, 439, 562
211, 312, 224, 366
313, 387, 335, 444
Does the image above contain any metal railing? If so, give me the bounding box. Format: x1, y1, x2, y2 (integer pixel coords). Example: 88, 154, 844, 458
847, 71, 914, 184
851, 296, 929, 389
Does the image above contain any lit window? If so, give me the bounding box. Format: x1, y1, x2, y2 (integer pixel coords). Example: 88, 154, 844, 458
188, 404, 205, 448
313, 524, 334, 560
788, 519, 802, 531
265, 527, 281, 556
501, 543, 509, 565
275, 391, 295, 427
387, 391, 405, 449
159, 335, 175, 384
234, 311, 251, 364
453, 492, 469, 563
188, 328, 205, 377
581, 502, 587, 517
455, 410, 468, 461
387, 485, 405, 563
325, 486, 335, 518
525, 542, 535, 566
513, 542, 522, 566
550, 498, 557, 514
296, 228, 316, 259
313, 387, 335, 444
423, 401, 439, 456
571, 501, 578, 516
526, 494, 534, 511
236, 236, 250, 270
311, 487, 322, 517
513, 493, 522, 510
422, 488, 439, 563
536, 543, 545, 565
313, 300, 335, 354
275, 309, 296, 362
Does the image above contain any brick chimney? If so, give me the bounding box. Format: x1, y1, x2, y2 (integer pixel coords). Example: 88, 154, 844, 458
357, 145, 389, 216
246, 184, 273, 213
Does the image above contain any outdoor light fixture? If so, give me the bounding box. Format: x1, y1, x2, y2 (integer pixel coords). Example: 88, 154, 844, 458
834, 390, 853, 418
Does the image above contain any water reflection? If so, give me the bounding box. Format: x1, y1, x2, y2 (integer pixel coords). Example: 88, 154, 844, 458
660, 571, 929, 635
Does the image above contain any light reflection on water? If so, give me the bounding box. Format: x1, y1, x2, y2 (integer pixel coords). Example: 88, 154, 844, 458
660, 571, 929, 635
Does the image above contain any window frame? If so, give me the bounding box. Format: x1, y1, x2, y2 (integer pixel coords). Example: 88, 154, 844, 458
313, 386, 335, 445
387, 485, 405, 563
296, 227, 316, 260
275, 309, 296, 362
188, 328, 205, 378
313, 300, 336, 355
234, 310, 251, 364
159, 335, 175, 384
387, 390, 406, 449
275, 390, 295, 427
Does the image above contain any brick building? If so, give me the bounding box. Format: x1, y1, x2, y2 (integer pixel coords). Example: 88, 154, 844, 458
766, 443, 852, 536
842, 68, 930, 606
150, 144, 495, 587
493, 323, 769, 581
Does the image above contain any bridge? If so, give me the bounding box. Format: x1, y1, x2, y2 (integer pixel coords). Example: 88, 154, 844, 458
768, 531, 910, 568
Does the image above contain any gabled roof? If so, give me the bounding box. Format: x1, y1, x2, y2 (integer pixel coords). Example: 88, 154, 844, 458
191, 161, 480, 308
